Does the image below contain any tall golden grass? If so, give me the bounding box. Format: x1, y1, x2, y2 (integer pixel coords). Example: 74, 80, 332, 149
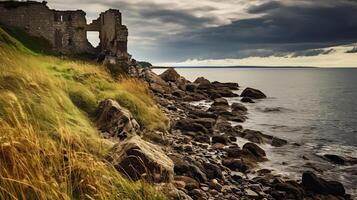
0, 26, 168, 199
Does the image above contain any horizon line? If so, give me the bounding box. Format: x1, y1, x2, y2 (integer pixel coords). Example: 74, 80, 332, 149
152, 65, 357, 69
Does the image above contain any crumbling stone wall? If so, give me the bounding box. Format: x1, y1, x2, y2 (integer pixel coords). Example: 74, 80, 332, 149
88, 9, 129, 60
0, 1, 129, 60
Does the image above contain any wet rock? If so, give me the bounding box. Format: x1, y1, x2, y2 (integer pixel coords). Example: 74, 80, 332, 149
174, 119, 209, 134
203, 162, 223, 180
212, 135, 230, 145
242, 143, 267, 160
302, 171, 346, 196
241, 87, 267, 99
212, 97, 229, 107
222, 159, 249, 172
231, 102, 248, 112
271, 137, 288, 147
323, 154, 349, 165
274, 182, 304, 200
160, 68, 181, 82
225, 147, 242, 158
214, 117, 235, 134
240, 129, 264, 144
208, 104, 229, 114
244, 189, 259, 199
212, 81, 239, 90
241, 97, 255, 103
191, 118, 216, 130
207, 88, 239, 98
257, 169, 272, 176
96, 99, 139, 140
106, 135, 174, 182
188, 110, 217, 119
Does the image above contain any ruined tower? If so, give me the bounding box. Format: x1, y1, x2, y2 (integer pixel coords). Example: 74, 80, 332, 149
87, 9, 129, 60
0, 1, 129, 60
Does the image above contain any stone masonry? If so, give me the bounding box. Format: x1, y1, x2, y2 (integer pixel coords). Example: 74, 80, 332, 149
0, 1, 129, 60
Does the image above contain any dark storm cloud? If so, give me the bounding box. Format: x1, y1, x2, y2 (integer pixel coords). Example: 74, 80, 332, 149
47, 0, 357, 62
81, 1, 219, 28
151, 0, 357, 62
291, 49, 335, 57
139, 9, 217, 28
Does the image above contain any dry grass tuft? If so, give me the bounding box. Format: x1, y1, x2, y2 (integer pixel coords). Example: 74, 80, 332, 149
0, 26, 168, 199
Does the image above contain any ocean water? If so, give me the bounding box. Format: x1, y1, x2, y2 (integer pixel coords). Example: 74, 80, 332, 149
154, 68, 357, 196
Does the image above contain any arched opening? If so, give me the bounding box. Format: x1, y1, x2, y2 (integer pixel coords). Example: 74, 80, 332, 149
87, 31, 100, 48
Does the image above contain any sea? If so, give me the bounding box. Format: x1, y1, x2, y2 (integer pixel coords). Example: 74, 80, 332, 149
153, 67, 357, 196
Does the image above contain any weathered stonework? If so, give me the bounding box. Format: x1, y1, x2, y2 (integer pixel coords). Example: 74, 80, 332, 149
0, 1, 129, 59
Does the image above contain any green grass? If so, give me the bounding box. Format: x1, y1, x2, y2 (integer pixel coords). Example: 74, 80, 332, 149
0, 26, 168, 199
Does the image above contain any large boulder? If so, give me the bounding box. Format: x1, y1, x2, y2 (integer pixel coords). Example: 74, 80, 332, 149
96, 99, 139, 139
194, 77, 210, 85
170, 154, 208, 183
241, 87, 266, 99
144, 69, 167, 86
106, 135, 174, 183
144, 70, 171, 94
242, 143, 267, 161
302, 171, 346, 196
160, 68, 181, 82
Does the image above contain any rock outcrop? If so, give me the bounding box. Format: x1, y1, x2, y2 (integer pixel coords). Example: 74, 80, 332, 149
160, 68, 181, 82
106, 135, 174, 183
96, 99, 139, 139
302, 171, 346, 196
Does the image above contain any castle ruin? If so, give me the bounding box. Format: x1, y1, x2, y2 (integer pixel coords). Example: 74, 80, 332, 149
0, 1, 129, 60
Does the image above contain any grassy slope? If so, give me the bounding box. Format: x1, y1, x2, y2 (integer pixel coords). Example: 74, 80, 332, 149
0, 26, 168, 199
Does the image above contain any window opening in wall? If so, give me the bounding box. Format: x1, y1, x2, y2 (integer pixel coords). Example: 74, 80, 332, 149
87, 31, 100, 47
60, 15, 63, 22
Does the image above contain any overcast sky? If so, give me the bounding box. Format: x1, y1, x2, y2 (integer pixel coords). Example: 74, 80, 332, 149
47, 0, 357, 67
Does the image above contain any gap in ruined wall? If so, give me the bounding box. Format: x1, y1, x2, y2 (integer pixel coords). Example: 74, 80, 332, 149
87, 31, 100, 48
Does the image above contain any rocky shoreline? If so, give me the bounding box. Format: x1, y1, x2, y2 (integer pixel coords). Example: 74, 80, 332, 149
102, 67, 353, 200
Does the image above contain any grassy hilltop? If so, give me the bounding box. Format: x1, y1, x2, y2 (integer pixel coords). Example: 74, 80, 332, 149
0, 26, 168, 199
